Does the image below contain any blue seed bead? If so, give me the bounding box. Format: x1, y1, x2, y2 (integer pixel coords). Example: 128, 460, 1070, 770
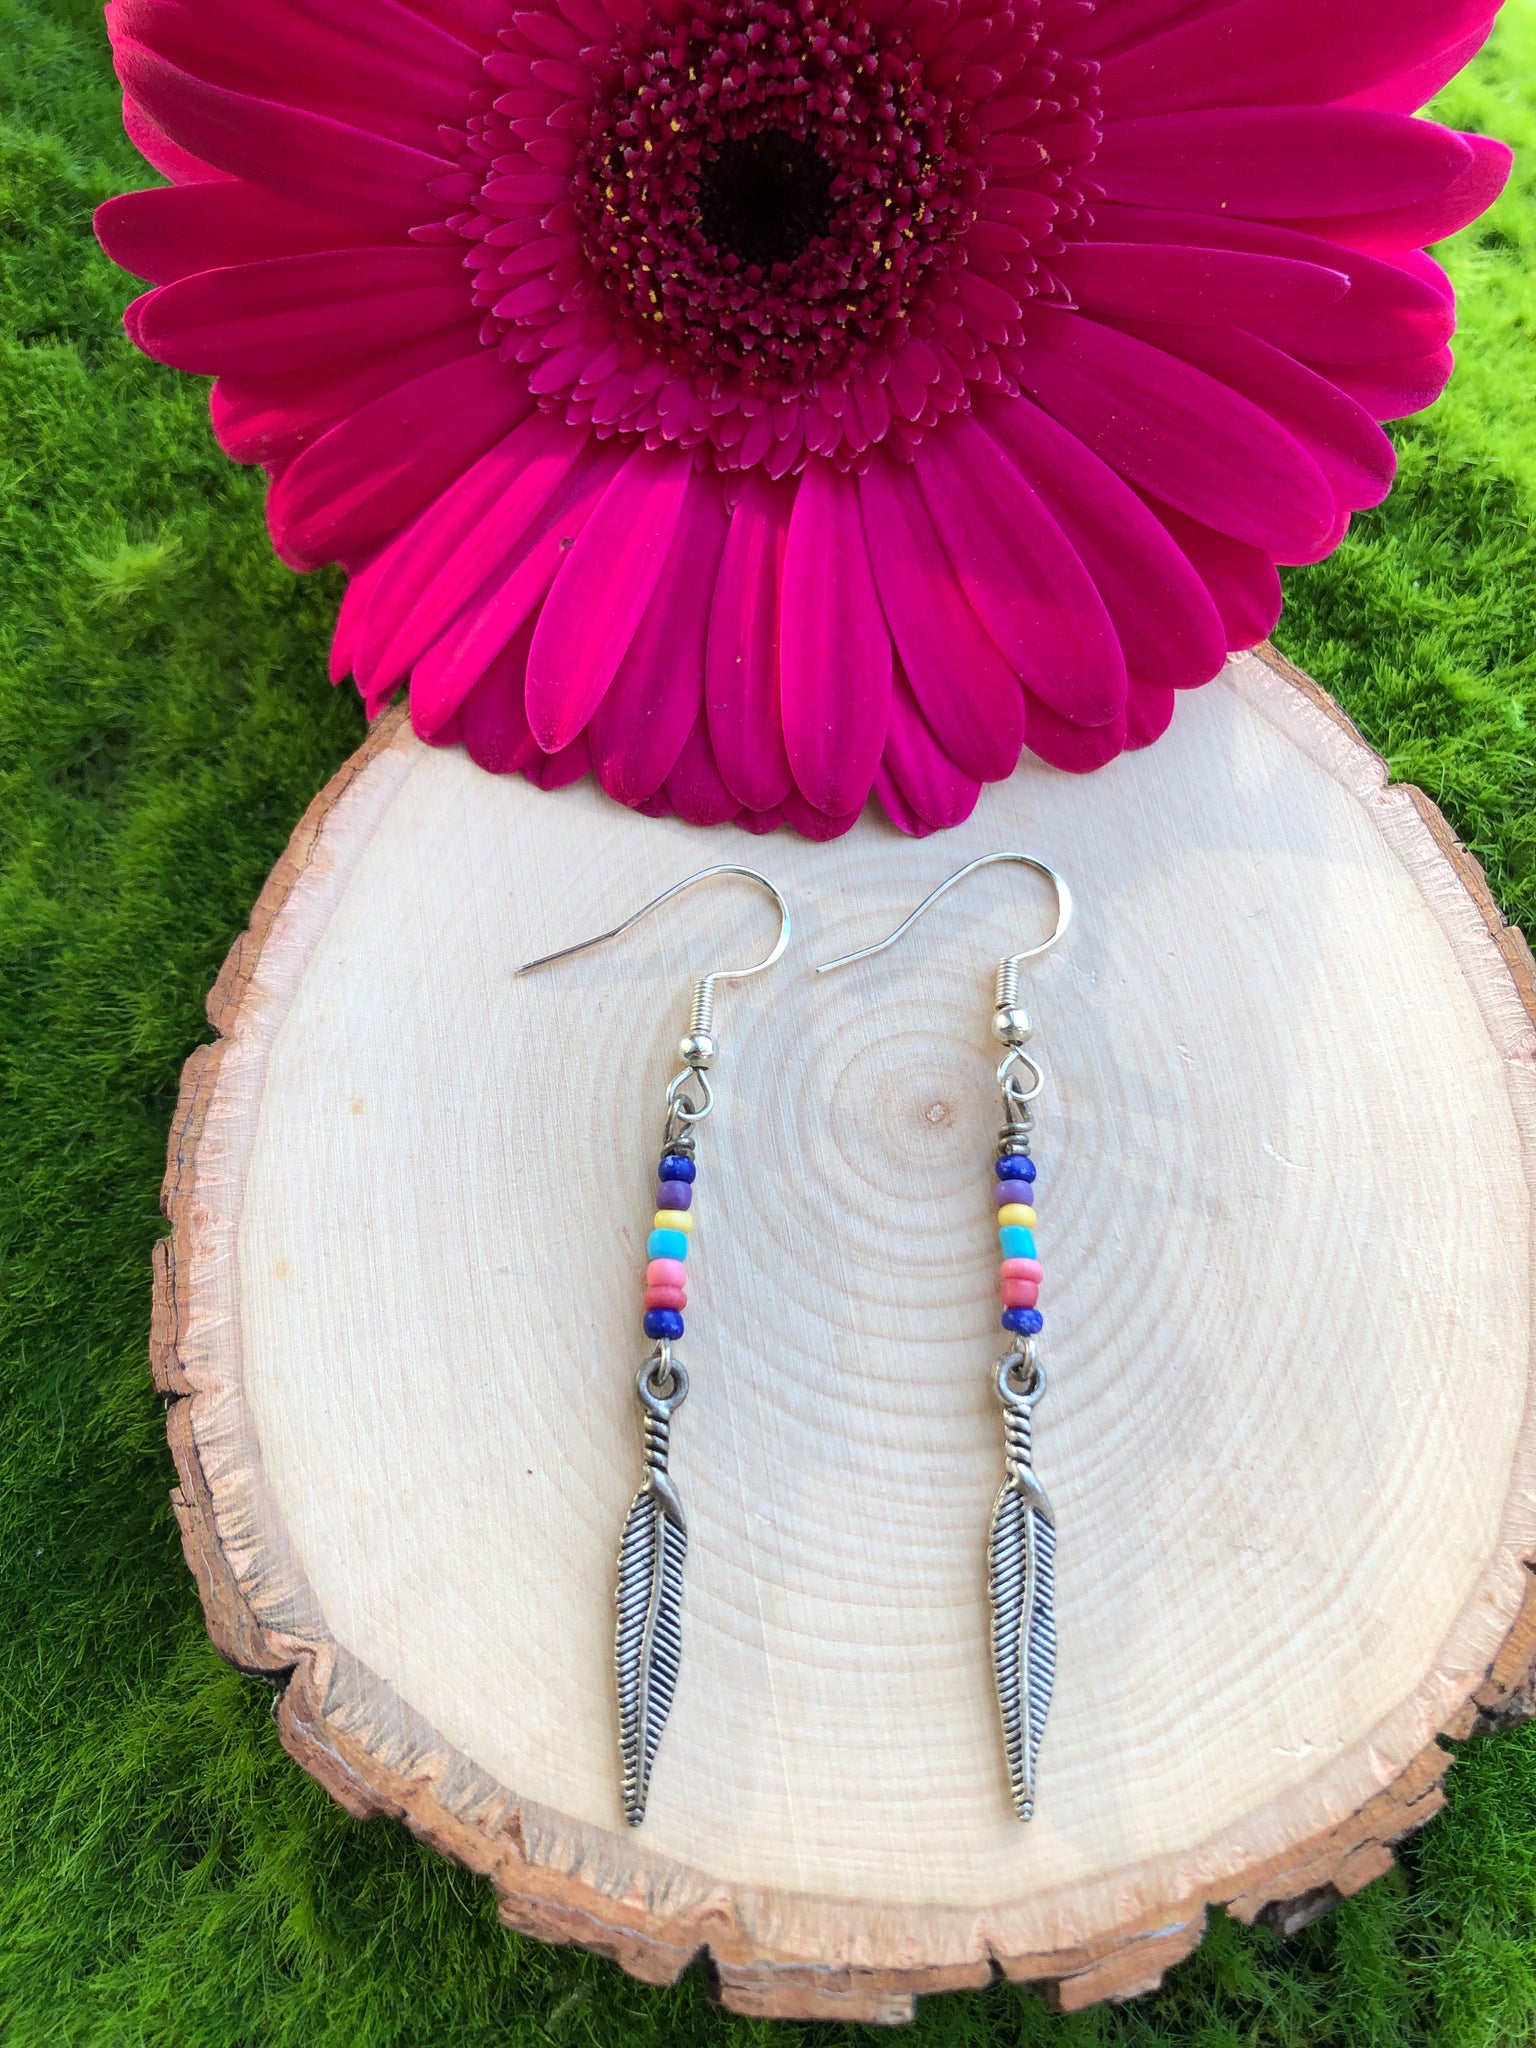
659, 1154, 697, 1183
644, 1308, 685, 1341
648, 1228, 689, 1261
996, 1157, 1036, 1182
1002, 1307, 1044, 1336
999, 1225, 1038, 1261
656, 1179, 693, 1210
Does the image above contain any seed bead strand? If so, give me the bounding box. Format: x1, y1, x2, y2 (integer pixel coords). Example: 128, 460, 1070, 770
643, 1152, 697, 1342
995, 1153, 1042, 1337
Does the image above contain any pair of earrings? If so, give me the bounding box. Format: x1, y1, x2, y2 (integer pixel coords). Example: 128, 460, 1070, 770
519, 852, 1072, 1827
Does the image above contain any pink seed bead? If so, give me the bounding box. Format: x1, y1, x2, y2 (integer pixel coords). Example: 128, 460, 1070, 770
1001, 1278, 1040, 1309
1000, 1257, 1043, 1283
644, 1285, 688, 1310
646, 1258, 687, 1288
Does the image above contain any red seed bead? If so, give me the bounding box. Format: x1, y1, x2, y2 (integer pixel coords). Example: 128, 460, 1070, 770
644, 1285, 688, 1311
1001, 1278, 1040, 1309
999, 1257, 1043, 1283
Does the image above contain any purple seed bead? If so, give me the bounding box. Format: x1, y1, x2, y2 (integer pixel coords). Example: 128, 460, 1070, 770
656, 1178, 693, 1211
995, 1180, 1039, 1209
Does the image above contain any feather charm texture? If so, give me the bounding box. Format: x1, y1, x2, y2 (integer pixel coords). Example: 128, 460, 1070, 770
615, 1356, 689, 1827
990, 1362, 1057, 1821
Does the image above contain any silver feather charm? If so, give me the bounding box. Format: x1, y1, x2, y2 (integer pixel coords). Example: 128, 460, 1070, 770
990, 1352, 1056, 1821
615, 1354, 689, 1827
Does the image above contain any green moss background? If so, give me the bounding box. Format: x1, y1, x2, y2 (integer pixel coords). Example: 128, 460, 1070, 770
1, 2, 1534, 2040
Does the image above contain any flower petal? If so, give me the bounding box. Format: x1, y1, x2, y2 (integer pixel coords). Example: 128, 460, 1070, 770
1062, 0, 1233, 60
523, 731, 591, 790
589, 474, 730, 805
1096, 108, 1473, 220
1023, 691, 1128, 773
1053, 241, 1349, 328
1313, 349, 1454, 421
346, 409, 587, 689
94, 179, 374, 285
454, 618, 539, 768
115, 0, 481, 151
129, 246, 472, 375
779, 789, 865, 840
914, 411, 1125, 727
1098, 0, 1496, 118
1339, 18, 1496, 111
1112, 320, 1396, 522
268, 351, 533, 570
982, 394, 1227, 692
113, 37, 452, 227
706, 473, 795, 812
859, 451, 1024, 781
872, 766, 931, 839
1015, 307, 1336, 560
119, 87, 230, 185
1125, 679, 1177, 752
402, 439, 626, 722
525, 445, 693, 751
666, 711, 741, 826
1145, 498, 1283, 652
1282, 134, 1513, 254
1083, 201, 1457, 362
779, 460, 892, 816
417, 0, 511, 38
210, 324, 481, 464
880, 665, 983, 832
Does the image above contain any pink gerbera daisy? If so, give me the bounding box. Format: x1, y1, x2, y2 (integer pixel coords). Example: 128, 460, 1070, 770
96, 0, 1510, 839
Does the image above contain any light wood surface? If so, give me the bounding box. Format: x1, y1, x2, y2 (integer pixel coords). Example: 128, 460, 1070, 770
153, 647, 1536, 2021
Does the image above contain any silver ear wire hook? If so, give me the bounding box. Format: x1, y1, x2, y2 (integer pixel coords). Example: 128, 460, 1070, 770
816, 852, 1071, 1100
815, 850, 1071, 980
518, 863, 791, 1126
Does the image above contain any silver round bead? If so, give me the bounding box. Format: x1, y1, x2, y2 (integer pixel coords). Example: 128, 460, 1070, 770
991, 1006, 1034, 1046
679, 1029, 718, 1069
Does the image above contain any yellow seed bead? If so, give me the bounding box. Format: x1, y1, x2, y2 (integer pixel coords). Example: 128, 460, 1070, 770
997, 1203, 1037, 1230
653, 1209, 694, 1234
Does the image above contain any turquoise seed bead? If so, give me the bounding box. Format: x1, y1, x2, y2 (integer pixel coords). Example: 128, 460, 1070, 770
648, 1228, 689, 1261
999, 1225, 1038, 1260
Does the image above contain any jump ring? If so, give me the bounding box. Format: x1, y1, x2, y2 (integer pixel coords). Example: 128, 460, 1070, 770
638, 1347, 689, 1415
996, 1347, 1046, 1408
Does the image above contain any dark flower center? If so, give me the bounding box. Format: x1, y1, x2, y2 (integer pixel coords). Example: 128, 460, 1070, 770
696, 130, 836, 273
571, 0, 975, 392
455, 0, 1111, 465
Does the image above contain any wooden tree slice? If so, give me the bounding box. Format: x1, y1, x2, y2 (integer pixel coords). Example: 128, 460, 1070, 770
152, 647, 1536, 2023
